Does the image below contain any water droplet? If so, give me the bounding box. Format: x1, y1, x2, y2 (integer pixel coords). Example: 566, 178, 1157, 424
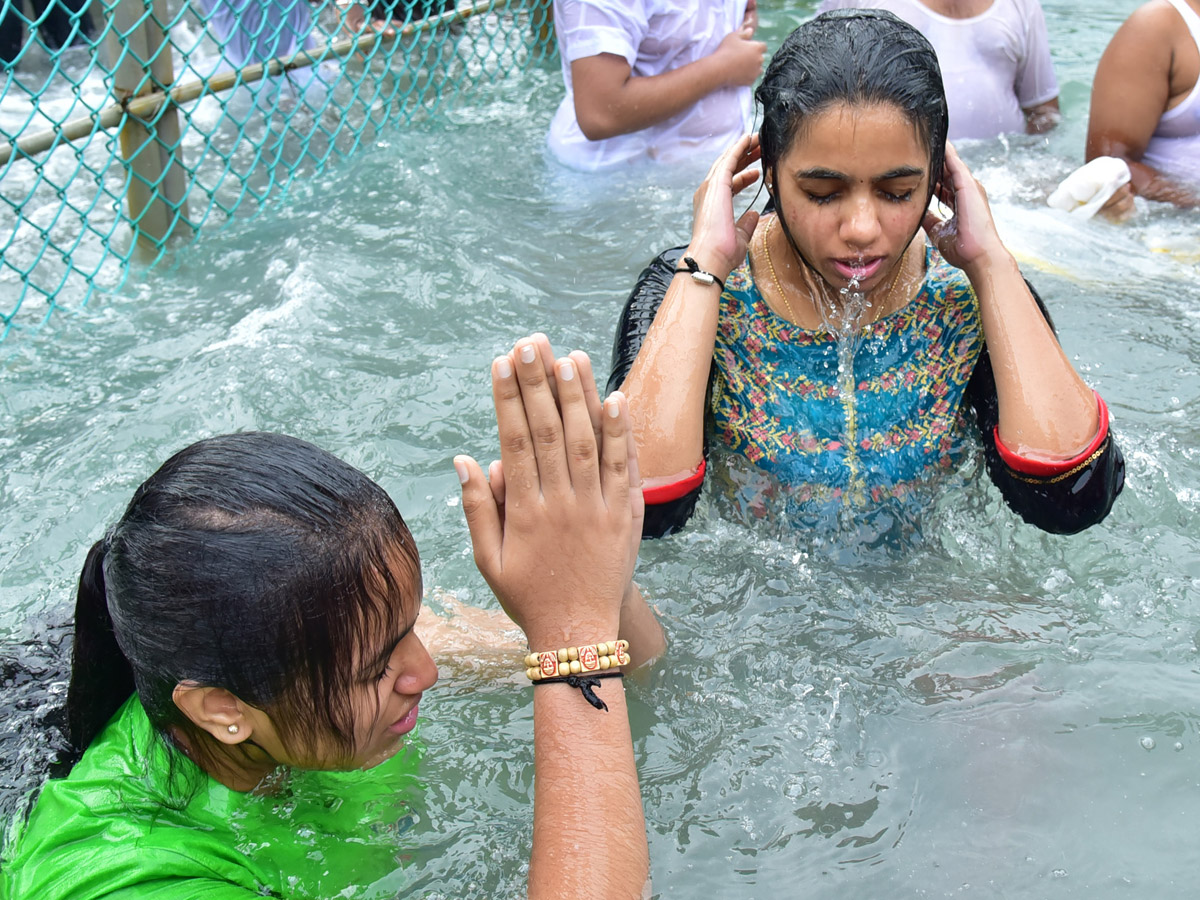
1051, 868, 1068, 879
1140, 736, 1156, 750
1175, 742, 1184, 752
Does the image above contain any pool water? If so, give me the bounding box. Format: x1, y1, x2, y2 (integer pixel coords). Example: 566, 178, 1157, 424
3, 0, 1200, 896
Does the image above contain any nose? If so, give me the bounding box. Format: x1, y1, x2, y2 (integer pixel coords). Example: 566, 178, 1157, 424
840, 193, 882, 249
394, 635, 439, 696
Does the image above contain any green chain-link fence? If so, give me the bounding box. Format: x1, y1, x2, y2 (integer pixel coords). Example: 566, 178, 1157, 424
0, 0, 554, 340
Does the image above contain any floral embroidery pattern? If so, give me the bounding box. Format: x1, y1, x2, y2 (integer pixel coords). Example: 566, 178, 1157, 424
711, 244, 983, 504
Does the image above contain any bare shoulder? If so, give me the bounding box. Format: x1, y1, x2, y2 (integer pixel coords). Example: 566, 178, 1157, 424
1100, 1, 1178, 72
1117, 0, 1187, 42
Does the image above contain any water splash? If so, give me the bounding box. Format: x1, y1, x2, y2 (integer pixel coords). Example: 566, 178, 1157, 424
810, 270, 875, 514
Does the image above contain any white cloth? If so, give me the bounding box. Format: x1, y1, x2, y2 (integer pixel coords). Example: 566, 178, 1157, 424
1142, 0, 1200, 186
1047, 156, 1131, 218
548, 0, 754, 170
817, 0, 1059, 140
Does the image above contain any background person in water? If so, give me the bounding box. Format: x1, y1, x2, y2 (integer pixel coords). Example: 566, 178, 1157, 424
547, 0, 766, 170
613, 10, 1123, 537
817, 0, 1060, 139
2, 342, 658, 900
1086, 0, 1200, 208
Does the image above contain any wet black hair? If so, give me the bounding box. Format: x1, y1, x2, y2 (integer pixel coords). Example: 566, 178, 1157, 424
756, 9, 949, 207
66, 432, 421, 773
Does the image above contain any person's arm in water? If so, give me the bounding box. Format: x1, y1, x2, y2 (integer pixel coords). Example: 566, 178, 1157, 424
569, 5, 765, 141
924, 143, 1099, 463
416, 580, 663, 672
1017, 0, 1060, 134
1086, 1, 1200, 208
620, 135, 761, 488
456, 339, 650, 900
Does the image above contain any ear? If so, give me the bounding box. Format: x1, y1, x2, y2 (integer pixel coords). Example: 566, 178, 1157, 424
172, 682, 253, 745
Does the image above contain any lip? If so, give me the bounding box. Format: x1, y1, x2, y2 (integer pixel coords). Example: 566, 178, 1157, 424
387, 701, 421, 736
831, 256, 884, 284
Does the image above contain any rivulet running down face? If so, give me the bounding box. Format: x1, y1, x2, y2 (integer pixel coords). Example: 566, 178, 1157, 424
771, 101, 930, 292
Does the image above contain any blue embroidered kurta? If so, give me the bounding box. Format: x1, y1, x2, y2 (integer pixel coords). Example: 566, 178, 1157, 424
711, 243, 983, 507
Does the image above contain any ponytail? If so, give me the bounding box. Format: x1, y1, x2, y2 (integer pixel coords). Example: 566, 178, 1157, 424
65, 538, 135, 762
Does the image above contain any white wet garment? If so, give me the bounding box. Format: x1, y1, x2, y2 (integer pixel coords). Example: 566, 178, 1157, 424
1142, 0, 1200, 186
1047, 156, 1132, 218
195, 0, 316, 68
817, 0, 1058, 140
547, 0, 754, 170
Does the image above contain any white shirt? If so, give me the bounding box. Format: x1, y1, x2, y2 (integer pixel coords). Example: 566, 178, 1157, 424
548, 0, 754, 170
817, 0, 1059, 140
196, 0, 316, 67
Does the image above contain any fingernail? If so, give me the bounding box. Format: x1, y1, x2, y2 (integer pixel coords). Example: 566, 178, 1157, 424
558, 359, 575, 381
519, 343, 536, 364
495, 356, 512, 379
606, 397, 620, 418
453, 458, 469, 484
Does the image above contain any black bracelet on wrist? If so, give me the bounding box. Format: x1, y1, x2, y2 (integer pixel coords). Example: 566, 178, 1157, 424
674, 256, 726, 292
533, 671, 624, 711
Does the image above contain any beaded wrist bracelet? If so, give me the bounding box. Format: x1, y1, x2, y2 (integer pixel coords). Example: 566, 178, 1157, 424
523, 640, 630, 681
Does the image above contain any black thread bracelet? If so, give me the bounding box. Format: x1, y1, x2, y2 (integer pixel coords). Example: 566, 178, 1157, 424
533, 670, 624, 711
673, 256, 726, 292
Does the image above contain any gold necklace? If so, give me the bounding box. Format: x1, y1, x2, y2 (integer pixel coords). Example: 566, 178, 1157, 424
762, 214, 801, 325
762, 215, 908, 328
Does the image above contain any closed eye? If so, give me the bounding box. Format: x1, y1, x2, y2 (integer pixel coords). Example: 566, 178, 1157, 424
807, 191, 839, 205
881, 189, 914, 203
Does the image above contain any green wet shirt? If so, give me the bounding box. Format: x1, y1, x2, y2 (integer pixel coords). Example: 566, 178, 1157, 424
2, 696, 424, 900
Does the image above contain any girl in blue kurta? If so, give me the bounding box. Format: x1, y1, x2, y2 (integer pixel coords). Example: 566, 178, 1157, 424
613, 10, 1124, 537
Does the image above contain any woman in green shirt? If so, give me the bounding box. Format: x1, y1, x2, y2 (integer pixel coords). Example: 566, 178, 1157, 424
3, 337, 655, 900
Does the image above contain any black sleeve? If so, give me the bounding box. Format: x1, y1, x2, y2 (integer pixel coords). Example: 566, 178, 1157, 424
966, 279, 1125, 535
608, 246, 706, 539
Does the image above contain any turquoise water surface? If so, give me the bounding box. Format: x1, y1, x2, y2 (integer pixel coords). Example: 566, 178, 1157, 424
3, 1, 1200, 896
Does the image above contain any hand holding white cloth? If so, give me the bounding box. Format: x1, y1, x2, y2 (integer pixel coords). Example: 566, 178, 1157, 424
1047, 157, 1132, 219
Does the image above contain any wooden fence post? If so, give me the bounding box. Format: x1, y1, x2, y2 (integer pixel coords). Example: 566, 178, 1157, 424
532, 0, 553, 50
106, 0, 191, 254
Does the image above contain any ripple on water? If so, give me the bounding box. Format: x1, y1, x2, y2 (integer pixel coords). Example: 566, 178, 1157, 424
4, 3, 1200, 895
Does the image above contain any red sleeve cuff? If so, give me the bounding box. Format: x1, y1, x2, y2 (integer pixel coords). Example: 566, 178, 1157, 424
993, 392, 1110, 477
641, 459, 706, 505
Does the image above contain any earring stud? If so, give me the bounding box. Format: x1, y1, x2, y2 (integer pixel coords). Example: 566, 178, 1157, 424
227, 724, 239, 735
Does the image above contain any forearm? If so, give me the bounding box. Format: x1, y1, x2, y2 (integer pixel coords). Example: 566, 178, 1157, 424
573, 55, 732, 141
530, 681, 648, 900
1088, 133, 1199, 206
620, 257, 724, 479
619, 582, 665, 669
1123, 157, 1200, 208
967, 252, 1097, 459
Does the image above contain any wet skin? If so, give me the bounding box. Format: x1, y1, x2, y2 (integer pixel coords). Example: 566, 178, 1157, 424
247, 591, 440, 774
765, 101, 928, 322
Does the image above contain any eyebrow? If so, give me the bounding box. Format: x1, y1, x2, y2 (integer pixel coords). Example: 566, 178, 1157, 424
795, 165, 925, 182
